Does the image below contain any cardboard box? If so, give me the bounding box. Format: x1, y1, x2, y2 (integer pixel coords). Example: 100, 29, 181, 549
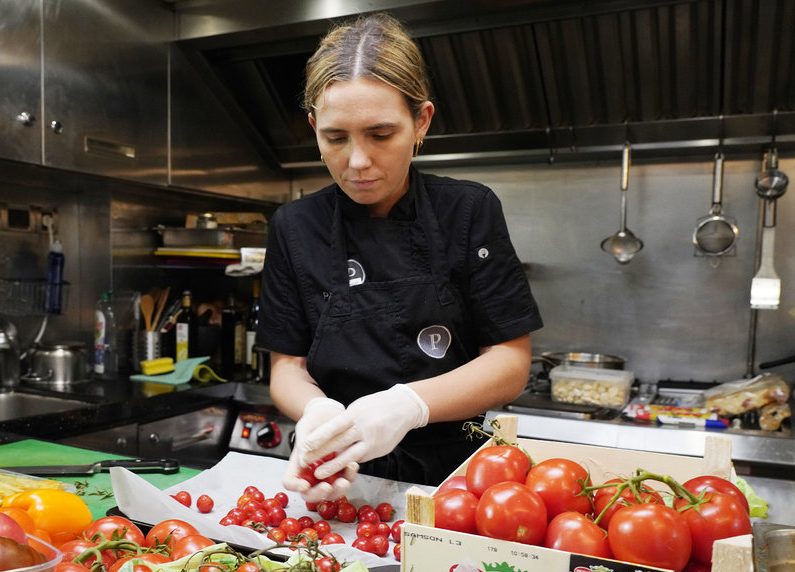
402, 415, 742, 572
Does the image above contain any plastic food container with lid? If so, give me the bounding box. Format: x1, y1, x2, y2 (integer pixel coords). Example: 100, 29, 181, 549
550, 364, 634, 408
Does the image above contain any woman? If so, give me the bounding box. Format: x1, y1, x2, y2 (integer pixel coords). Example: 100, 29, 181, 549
259, 13, 542, 502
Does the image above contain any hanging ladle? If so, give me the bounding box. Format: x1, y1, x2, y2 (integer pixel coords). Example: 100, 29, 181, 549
693, 152, 739, 256
601, 142, 644, 264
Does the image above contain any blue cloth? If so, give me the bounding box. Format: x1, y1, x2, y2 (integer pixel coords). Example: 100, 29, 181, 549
129, 356, 210, 385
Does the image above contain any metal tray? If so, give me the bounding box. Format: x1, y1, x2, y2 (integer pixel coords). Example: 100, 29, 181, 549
159, 227, 266, 249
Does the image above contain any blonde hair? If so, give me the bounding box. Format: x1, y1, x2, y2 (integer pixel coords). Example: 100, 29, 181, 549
303, 13, 430, 118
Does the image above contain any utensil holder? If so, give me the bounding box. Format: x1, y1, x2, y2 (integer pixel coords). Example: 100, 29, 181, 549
132, 331, 161, 372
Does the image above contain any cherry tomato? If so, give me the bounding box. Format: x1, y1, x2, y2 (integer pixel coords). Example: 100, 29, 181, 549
236, 564, 261, 572
172, 490, 192, 507
297, 453, 344, 486
299, 527, 319, 542
218, 516, 237, 527
358, 509, 380, 524
608, 503, 692, 572
544, 511, 612, 558
592, 478, 664, 529
196, 494, 214, 514
356, 522, 377, 538
266, 507, 287, 526
313, 519, 332, 539
525, 458, 593, 520
274, 492, 289, 508
108, 553, 170, 572
466, 445, 532, 497
683, 475, 750, 514
315, 556, 342, 572
305, 500, 319, 511
267, 528, 286, 543
279, 517, 302, 539
675, 492, 752, 564
375, 522, 391, 537
336, 502, 357, 523
54, 564, 91, 572
0, 512, 27, 544
144, 519, 200, 550
297, 515, 314, 529
352, 536, 373, 553
370, 534, 390, 557
435, 475, 468, 495
475, 481, 547, 544
317, 500, 339, 520
375, 502, 395, 522
60, 538, 117, 568
170, 533, 215, 560
394, 542, 401, 561
434, 489, 479, 534
321, 532, 345, 545
83, 515, 146, 547
390, 519, 405, 543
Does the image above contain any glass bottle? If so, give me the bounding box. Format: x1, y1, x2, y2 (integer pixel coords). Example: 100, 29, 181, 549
175, 290, 195, 361
245, 279, 261, 375
94, 291, 118, 378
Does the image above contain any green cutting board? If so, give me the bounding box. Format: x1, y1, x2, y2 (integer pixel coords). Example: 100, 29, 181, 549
0, 439, 201, 519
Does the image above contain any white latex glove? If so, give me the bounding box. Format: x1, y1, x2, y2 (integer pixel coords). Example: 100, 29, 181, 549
302, 384, 430, 479
283, 397, 358, 502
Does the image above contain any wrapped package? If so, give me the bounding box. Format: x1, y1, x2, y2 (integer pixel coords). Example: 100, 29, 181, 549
704, 373, 791, 417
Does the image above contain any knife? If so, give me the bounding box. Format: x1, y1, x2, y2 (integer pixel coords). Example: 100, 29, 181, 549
2, 458, 180, 476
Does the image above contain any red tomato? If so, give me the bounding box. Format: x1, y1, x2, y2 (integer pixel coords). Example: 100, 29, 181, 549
375, 522, 391, 537
60, 539, 117, 568
466, 445, 531, 497
236, 564, 261, 572
675, 492, 752, 564
525, 458, 593, 520
0, 513, 27, 544
393, 542, 401, 561
196, 494, 214, 514
266, 506, 287, 526
297, 453, 345, 486
267, 528, 286, 543
172, 490, 192, 507
144, 519, 200, 550
434, 489, 479, 534
336, 502, 357, 523
356, 522, 377, 538
314, 556, 342, 572
683, 475, 750, 514
313, 519, 332, 539
358, 509, 380, 524
321, 532, 345, 545
317, 500, 338, 520
297, 515, 314, 529
608, 503, 692, 572
370, 534, 390, 557
436, 475, 468, 496
475, 481, 547, 545
375, 502, 395, 522
592, 478, 664, 529
83, 515, 146, 547
351, 536, 372, 552
170, 534, 215, 560
274, 492, 289, 508
108, 553, 170, 572
279, 517, 302, 539
305, 500, 319, 511
544, 511, 612, 558
390, 519, 405, 543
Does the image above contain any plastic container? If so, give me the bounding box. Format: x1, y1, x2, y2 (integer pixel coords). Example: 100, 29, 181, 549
13, 535, 62, 572
549, 364, 634, 408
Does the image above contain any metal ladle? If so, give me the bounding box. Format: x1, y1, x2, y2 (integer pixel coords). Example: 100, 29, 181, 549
601, 142, 644, 264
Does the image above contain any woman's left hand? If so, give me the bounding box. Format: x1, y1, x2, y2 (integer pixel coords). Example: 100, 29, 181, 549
303, 384, 429, 479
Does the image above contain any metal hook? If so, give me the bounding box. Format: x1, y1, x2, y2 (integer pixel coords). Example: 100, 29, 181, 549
718, 114, 725, 153
771, 108, 779, 148
546, 126, 556, 165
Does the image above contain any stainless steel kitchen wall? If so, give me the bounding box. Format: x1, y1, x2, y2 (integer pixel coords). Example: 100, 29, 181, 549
291, 156, 795, 384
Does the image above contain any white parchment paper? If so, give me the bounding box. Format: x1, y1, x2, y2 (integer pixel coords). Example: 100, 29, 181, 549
111, 451, 433, 567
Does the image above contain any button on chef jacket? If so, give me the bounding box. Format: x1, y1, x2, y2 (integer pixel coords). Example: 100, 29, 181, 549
259, 168, 543, 485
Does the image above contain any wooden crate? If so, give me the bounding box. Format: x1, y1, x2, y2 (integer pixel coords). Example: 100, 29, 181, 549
401, 415, 751, 572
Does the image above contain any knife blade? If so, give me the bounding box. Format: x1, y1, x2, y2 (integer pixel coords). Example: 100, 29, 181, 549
2, 458, 180, 476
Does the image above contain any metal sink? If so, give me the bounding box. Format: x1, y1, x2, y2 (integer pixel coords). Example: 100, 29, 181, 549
0, 390, 90, 422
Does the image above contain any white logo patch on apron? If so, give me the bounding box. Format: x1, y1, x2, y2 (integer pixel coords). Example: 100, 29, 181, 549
417, 325, 452, 359
347, 259, 366, 286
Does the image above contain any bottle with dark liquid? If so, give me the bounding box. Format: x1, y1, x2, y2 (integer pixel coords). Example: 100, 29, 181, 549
245, 279, 261, 377
175, 290, 195, 361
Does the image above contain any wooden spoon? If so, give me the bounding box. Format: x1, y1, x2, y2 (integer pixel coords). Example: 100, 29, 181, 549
151, 286, 170, 332
140, 294, 155, 332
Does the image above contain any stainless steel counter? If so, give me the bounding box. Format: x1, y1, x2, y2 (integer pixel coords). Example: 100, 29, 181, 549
485, 408, 795, 525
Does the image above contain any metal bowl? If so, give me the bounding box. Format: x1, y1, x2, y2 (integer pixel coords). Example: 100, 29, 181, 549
21, 342, 91, 386
537, 351, 626, 370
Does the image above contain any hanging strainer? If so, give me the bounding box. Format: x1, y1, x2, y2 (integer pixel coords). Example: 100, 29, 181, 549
693, 152, 739, 256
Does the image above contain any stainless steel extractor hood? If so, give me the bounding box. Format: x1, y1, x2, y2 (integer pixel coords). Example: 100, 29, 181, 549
169, 0, 795, 171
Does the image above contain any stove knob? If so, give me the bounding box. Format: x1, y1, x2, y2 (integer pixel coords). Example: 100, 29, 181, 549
256, 421, 282, 448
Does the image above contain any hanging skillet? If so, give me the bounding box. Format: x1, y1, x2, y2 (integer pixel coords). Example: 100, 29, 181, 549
693, 152, 739, 256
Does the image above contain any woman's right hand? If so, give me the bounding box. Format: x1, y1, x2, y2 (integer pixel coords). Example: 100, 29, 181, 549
282, 396, 358, 502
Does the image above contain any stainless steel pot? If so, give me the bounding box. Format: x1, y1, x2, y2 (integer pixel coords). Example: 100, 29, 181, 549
21, 342, 91, 385
534, 351, 626, 370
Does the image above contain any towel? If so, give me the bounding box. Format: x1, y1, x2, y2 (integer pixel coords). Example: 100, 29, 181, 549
129, 356, 225, 385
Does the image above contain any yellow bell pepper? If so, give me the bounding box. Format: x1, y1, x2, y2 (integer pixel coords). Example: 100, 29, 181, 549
3, 489, 92, 538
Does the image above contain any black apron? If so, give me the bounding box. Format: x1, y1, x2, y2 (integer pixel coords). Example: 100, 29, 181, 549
305, 177, 484, 485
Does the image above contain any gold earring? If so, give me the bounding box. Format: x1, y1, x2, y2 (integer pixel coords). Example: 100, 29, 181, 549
320, 155, 326, 164
413, 139, 424, 157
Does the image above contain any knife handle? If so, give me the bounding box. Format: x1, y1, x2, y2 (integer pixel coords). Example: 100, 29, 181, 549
99, 459, 180, 474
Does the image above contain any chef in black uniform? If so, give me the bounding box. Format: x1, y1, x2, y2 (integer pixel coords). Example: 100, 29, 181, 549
258, 13, 543, 502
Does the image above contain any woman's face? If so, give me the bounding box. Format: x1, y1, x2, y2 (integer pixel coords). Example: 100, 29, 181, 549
309, 77, 433, 217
